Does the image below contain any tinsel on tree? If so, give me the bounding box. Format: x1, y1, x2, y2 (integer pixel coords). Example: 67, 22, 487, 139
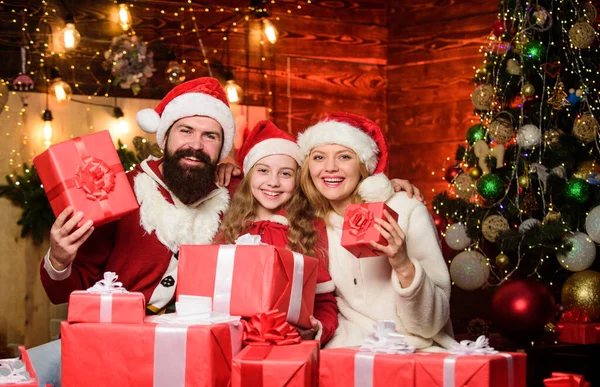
432, 0, 600, 294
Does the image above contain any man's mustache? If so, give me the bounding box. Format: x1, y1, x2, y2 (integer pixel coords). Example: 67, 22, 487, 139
172, 148, 212, 164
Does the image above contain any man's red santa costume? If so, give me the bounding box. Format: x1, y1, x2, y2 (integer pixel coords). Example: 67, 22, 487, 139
40, 77, 236, 314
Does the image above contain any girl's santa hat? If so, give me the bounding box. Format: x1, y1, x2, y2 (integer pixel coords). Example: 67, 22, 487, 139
136, 77, 235, 161
237, 120, 303, 175
297, 112, 394, 202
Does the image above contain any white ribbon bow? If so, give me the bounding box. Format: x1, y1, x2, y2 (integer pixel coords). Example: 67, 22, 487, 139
0, 359, 29, 383
360, 320, 415, 354
234, 233, 264, 245
449, 335, 498, 355
531, 163, 567, 193
87, 272, 128, 294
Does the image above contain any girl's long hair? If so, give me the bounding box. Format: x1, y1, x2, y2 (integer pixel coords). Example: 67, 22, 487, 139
217, 167, 319, 256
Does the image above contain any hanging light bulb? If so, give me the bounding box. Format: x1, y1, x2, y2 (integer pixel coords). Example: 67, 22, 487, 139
42, 110, 53, 147
113, 107, 129, 134
224, 72, 243, 104
262, 19, 278, 44
61, 14, 80, 50
118, 1, 132, 31
49, 68, 72, 104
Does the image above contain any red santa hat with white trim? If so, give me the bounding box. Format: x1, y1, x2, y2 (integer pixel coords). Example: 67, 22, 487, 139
297, 112, 394, 203
237, 120, 303, 175
136, 77, 235, 161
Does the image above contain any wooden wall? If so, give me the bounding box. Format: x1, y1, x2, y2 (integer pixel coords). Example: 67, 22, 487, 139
386, 0, 497, 205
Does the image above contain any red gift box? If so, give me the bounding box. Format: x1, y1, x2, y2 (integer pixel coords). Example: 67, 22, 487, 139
33, 130, 138, 228
0, 347, 39, 387
556, 322, 600, 344
67, 290, 145, 324
544, 372, 591, 387
341, 202, 399, 258
61, 319, 243, 387
232, 341, 319, 387
319, 348, 526, 387
177, 244, 318, 328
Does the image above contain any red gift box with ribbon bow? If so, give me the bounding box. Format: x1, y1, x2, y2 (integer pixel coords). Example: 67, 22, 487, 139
544, 372, 591, 387
232, 311, 319, 387
177, 244, 318, 329
556, 309, 600, 345
61, 317, 243, 387
0, 347, 40, 386
341, 202, 399, 258
33, 130, 138, 228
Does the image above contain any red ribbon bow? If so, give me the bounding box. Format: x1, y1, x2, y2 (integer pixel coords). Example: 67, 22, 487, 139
74, 157, 116, 201
242, 310, 301, 346
347, 205, 374, 239
543, 372, 590, 387
560, 308, 591, 324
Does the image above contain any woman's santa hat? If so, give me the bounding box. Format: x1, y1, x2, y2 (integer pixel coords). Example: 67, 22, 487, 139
237, 120, 303, 175
136, 77, 235, 161
297, 112, 394, 203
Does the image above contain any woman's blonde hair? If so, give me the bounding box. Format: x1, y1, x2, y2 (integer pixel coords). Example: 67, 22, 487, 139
218, 166, 319, 256
299, 149, 370, 220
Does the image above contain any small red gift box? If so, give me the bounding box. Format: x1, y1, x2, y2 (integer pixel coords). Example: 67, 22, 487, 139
33, 130, 138, 228
232, 341, 319, 387
177, 244, 318, 328
341, 202, 399, 258
61, 319, 243, 387
67, 290, 145, 324
556, 322, 600, 344
544, 372, 591, 387
319, 348, 526, 387
0, 347, 39, 387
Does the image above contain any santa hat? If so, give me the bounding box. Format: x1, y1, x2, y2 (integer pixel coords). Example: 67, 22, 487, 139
297, 112, 394, 203
237, 120, 303, 175
136, 77, 235, 161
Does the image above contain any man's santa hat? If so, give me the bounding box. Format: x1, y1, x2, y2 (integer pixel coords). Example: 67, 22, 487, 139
297, 112, 394, 203
136, 77, 235, 161
237, 120, 303, 175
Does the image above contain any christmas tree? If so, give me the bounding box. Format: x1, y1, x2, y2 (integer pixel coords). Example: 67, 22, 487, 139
432, 0, 600, 341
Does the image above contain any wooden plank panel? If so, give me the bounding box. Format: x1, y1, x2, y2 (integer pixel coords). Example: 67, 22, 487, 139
388, 141, 462, 182
390, 0, 498, 29
387, 99, 478, 145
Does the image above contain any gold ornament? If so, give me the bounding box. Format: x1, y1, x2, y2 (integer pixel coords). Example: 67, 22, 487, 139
547, 82, 568, 110
573, 160, 600, 179
543, 129, 562, 148
453, 173, 477, 200
522, 82, 536, 97
488, 116, 514, 144
495, 253, 510, 269
469, 166, 482, 179
581, 2, 597, 23
506, 59, 521, 75
573, 113, 599, 143
543, 209, 561, 224
569, 22, 596, 49
561, 270, 600, 320
471, 84, 495, 111
482, 215, 510, 242
518, 174, 530, 189
479, 66, 489, 75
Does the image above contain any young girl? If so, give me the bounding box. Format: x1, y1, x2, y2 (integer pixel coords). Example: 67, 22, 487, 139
216, 120, 338, 345
296, 112, 455, 350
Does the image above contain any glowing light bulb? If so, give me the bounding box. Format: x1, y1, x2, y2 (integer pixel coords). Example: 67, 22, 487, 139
263, 19, 278, 44
118, 3, 132, 31
116, 117, 129, 134
42, 110, 53, 147
224, 80, 243, 104
50, 79, 72, 103
62, 22, 80, 50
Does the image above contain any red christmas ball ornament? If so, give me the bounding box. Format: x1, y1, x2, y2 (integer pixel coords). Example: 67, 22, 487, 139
491, 279, 556, 343
432, 213, 448, 234
492, 19, 507, 37
444, 165, 462, 183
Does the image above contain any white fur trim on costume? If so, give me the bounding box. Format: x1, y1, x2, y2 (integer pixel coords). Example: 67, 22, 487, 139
269, 214, 289, 226
134, 172, 230, 252
136, 108, 160, 134
297, 121, 379, 174
315, 279, 335, 294
358, 173, 394, 203
243, 138, 302, 174
153, 93, 235, 161
43, 248, 72, 281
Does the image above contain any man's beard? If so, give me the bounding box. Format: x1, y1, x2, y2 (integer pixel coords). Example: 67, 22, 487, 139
162, 148, 217, 205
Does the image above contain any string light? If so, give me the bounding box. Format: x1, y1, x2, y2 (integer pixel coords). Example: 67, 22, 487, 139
117, 1, 132, 31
